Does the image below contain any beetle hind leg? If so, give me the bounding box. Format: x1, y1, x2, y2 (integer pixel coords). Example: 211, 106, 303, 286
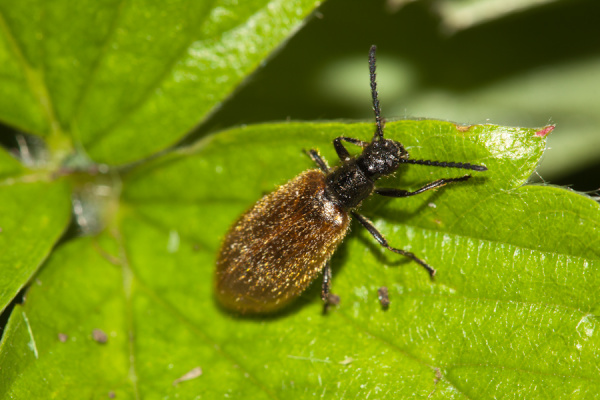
321, 262, 340, 314
352, 212, 436, 278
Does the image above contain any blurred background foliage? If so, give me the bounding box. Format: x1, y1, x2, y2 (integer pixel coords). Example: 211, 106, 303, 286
0, 0, 598, 184
184, 0, 598, 192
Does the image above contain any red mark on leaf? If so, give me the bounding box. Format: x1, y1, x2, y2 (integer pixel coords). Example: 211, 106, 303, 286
535, 125, 554, 137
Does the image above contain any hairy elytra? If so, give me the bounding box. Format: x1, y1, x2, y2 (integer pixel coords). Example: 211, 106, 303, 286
215, 46, 487, 314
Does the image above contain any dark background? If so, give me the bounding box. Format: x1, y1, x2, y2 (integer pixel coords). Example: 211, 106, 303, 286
197, 0, 600, 192
1, 0, 599, 189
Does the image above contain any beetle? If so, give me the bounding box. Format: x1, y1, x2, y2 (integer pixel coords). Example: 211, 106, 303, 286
215, 45, 486, 314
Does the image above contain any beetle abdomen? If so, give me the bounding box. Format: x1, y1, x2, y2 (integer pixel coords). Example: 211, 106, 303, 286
216, 169, 351, 313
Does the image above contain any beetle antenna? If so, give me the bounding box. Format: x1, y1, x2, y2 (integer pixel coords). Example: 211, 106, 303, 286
403, 159, 488, 171
369, 45, 384, 141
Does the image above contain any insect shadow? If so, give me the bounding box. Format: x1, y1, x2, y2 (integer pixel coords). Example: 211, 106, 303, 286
365, 171, 487, 224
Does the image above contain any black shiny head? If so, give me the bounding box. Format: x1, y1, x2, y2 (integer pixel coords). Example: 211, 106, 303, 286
356, 138, 407, 180
322, 46, 486, 212
356, 45, 487, 180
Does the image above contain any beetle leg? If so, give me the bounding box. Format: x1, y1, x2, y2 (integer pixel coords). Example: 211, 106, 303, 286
333, 137, 369, 161
306, 149, 330, 172
352, 212, 436, 278
402, 158, 487, 171
321, 262, 340, 314
375, 175, 471, 198
321, 261, 332, 302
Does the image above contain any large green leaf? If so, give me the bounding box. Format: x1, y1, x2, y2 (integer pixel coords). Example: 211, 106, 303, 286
0, 0, 321, 164
2, 120, 597, 398
0, 147, 71, 313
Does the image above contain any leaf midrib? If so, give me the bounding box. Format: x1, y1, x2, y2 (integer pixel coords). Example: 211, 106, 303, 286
78, 0, 221, 152
0, 7, 62, 138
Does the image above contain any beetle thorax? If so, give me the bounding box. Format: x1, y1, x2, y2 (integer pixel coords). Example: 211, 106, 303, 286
324, 139, 408, 210
324, 161, 373, 210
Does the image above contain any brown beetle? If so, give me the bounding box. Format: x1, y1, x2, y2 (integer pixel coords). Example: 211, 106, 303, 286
215, 46, 486, 314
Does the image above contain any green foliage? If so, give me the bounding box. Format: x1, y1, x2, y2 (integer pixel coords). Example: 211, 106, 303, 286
0, 0, 599, 398
0, 0, 320, 165
3, 121, 600, 398
0, 147, 71, 314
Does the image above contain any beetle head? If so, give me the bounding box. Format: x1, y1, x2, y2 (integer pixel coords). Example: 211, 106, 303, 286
358, 138, 408, 180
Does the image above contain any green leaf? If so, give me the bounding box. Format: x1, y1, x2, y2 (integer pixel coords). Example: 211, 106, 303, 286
0, 0, 321, 165
3, 120, 598, 398
0, 146, 24, 178
0, 235, 132, 399
0, 147, 72, 313
389, 56, 600, 181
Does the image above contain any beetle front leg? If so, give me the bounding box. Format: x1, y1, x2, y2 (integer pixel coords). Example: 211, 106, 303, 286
333, 137, 370, 161
375, 175, 471, 198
